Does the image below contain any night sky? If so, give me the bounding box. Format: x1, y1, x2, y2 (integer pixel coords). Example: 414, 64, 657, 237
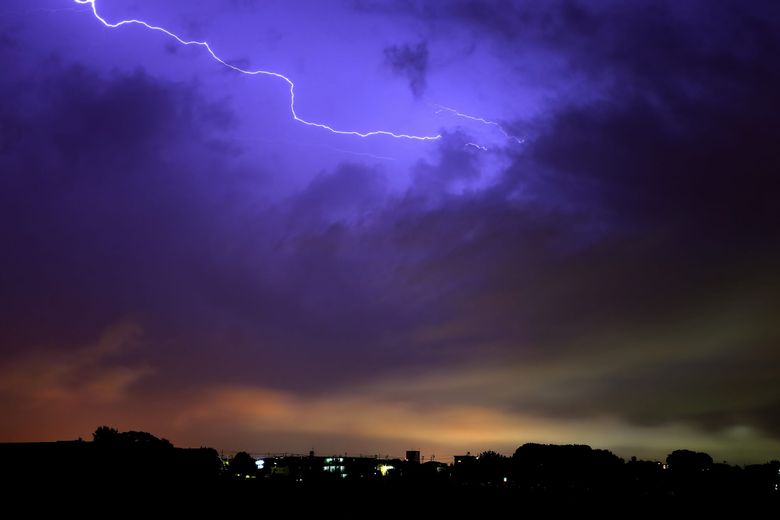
1, 0, 779, 463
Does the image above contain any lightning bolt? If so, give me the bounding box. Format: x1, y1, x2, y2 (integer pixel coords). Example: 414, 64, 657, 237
433, 104, 524, 145
74, 0, 441, 141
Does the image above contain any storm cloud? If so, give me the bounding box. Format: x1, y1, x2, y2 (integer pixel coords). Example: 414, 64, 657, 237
1, 0, 778, 463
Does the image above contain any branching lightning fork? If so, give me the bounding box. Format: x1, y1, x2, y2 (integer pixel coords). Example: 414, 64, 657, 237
433, 104, 524, 145
74, 0, 441, 141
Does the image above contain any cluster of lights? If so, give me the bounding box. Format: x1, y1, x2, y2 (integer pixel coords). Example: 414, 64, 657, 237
378, 464, 394, 477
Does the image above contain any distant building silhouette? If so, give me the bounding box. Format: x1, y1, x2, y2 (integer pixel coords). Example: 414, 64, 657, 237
454, 453, 476, 465
406, 450, 420, 464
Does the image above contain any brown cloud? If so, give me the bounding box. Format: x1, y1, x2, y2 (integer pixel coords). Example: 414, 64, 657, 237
0, 320, 153, 440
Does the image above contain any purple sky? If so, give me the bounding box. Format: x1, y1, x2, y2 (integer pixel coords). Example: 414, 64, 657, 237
1, 0, 779, 463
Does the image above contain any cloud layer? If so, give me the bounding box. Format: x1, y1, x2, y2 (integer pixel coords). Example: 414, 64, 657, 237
0, 0, 778, 463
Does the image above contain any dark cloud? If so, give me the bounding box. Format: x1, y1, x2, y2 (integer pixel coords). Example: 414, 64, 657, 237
348, 0, 780, 438
353, 0, 600, 41
0, 63, 241, 355
3, 0, 780, 458
384, 41, 429, 98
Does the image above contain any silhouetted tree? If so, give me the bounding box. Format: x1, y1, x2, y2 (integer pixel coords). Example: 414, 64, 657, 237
665, 449, 714, 496
175, 447, 223, 482
476, 451, 509, 485
119, 430, 173, 449
478, 450, 504, 460
666, 449, 713, 473
230, 451, 257, 477
92, 426, 172, 449
92, 426, 119, 444
625, 457, 664, 496
89, 426, 177, 484
512, 443, 623, 495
